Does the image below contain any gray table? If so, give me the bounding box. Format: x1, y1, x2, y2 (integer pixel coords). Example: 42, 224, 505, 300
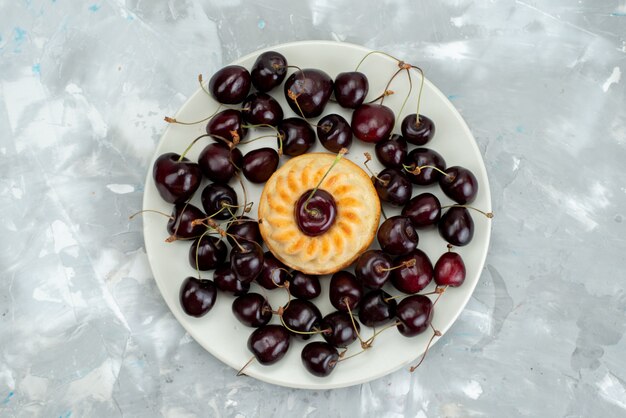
2, 0, 625, 416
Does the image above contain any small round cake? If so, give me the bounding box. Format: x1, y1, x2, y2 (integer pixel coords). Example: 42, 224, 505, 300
258, 153, 381, 275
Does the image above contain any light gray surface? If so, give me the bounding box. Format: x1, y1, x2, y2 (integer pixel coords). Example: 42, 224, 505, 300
1, 0, 625, 416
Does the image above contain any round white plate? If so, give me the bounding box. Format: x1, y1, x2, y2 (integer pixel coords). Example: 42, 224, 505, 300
142, 41, 492, 389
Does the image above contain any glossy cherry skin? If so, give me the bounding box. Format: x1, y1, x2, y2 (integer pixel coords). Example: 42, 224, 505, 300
206, 109, 248, 143
213, 264, 249, 296
247, 324, 291, 365
242, 147, 279, 183
333, 71, 369, 109
250, 51, 288, 92
278, 118, 315, 157
355, 250, 392, 289
402, 193, 441, 229
242, 92, 284, 126
374, 168, 412, 206
329, 271, 363, 312
188, 235, 227, 271
153, 153, 202, 204
301, 342, 339, 377
230, 240, 264, 283
201, 183, 238, 220
209, 65, 251, 104
375, 134, 407, 168
167, 203, 206, 239
180, 277, 217, 317
396, 295, 433, 337
281, 299, 322, 340
289, 271, 321, 300
401, 114, 435, 146
377, 216, 419, 256
391, 249, 434, 294
198, 142, 242, 184
284, 68, 333, 118
358, 289, 397, 327
226, 216, 262, 247
295, 189, 337, 236
439, 166, 479, 204
232, 293, 272, 327
316, 113, 353, 152
256, 252, 289, 289
351, 103, 395, 143
434, 251, 466, 287
320, 311, 360, 348
438, 207, 474, 246
404, 148, 446, 185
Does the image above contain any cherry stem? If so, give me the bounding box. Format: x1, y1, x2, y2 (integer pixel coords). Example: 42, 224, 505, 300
236, 356, 255, 377
411, 65, 426, 127
402, 164, 450, 178
128, 209, 173, 221
287, 89, 307, 119
380, 206, 388, 221
433, 286, 447, 307
278, 316, 327, 336
354, 50, 405, 71
337, 348, 369, 362
380, 68, 404, 105
167, 201, 192, 241
194, 229, 212, 279
302, 148, 348, 213
164, 103, 223, 126
235, 173, 250, 215
375, 258, 416, 274
363, 153, 389, 186
392, 68, 413, 132
366, 90, 394, 104
344, 299, 368, 349
177, 133, 211, 162
447, 243, 453, 252
364, 320, 403, 346
198, 74, 212, 98
408, 325, 442, 372
277, 268, 294, 278
441, 204, 494, 219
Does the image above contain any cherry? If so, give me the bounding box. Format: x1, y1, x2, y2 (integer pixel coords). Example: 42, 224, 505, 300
375, 134, 407, 168
294, 189, 337, 237
213, 263, 249, 296
206, 109, 247, 143
358, 289, 397, 327
333, 71, 369, 109
153, 152, 202, 204
377, 216, 418, 256
354, 250, 392, 289
188, 235, 227, 271
289, 271, 321, 300
232, 293, 272, 327
230, 240, 264, 283
179, 277, 217, 317
439, 166, 478, 204
242, 92, 284, 126
250, 51, 288, 92
401, 114, 435, 145
284, 68, 333, 118
242, 148, 279, 183
301, 342, 339, 377
209, 65, 251, 104
281, 299, 322, 340
320, 311, 360, 348
373, 168, 412, 206
201, 183, 238, 220
329, 271, 363, 312
277, 118, 315, 156
226, 216, 262, 247
198, 142, 243, 184
351, 103, 395, 143
396, 295, 433, 337
438, 207, 474, 246
316, 113, 353, 152
256, 252, 289, 289
402, 193, 441, 229
391, 249, 434, 294
404, 148, 446, 185
434, 250, 466, 287
166, 203, 206, 240
247, 324, 291, 365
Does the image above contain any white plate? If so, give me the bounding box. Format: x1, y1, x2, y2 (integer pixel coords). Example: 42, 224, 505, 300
142, 41, 492, 389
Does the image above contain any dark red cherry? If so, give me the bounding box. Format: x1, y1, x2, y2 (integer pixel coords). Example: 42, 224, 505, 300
250, 51, 288, 92
167, 203, 206, 239
206, 109, 248, 143
402, 193, 441, 228
434, 251, 466, 287
153, 153, 202, 204
374, 168, 412, 206
354, 250, 392, 289
320, 311, 360, 348
333, 71, 369, 109
209, 65, 251, 104
301, 342, 339, 377
391, 249, 434, 294
375, 134, 407, 168
289, 271, 321, 300
201, 183, 238, 220
188, 235, 227, 271
351, 103, 395, 143
256, 252, 289, 289
404, 148, 446, 185
401, 114, 435, 146
232, 293, 272, 327
358, 289, 397, 327
294, 189, 337, 236
329, 271, 363, 312
230, 240, 264, 283
213, 264, 249, 296
277, 118, 315, 156
198, 142, 242, 184
180, 277, 217, 317
396, 295, 433, 337
316, 113, 353, 152
284, 68, 333, 118
247, 324, 291, 365
226, 216, 262, 247
242, 147, 279, 183
377, 216, 418, 256
439, 166, 479, 204
438, 207, 474, 246
281, 299, 322, 340
242, 92, 284, 126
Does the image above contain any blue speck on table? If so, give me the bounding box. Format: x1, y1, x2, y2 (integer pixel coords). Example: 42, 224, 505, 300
32, 63, 41, 74
516, 125, 524, 133
448, 94, 459, 100
14, 27, 27, 42
2, 392, 14, 405
88, 4, 101, 12
258, 18, 266, 29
